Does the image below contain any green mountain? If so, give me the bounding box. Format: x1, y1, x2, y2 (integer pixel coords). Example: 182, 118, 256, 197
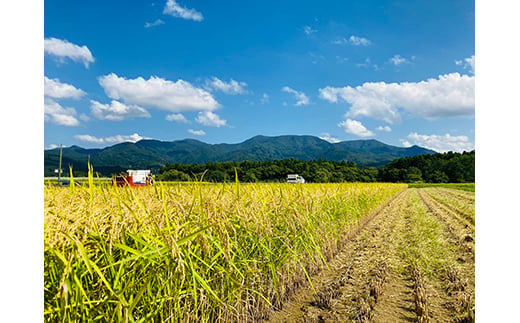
44, 135, 436, 176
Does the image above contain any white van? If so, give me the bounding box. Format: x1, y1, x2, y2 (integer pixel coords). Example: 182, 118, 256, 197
287, 174, 305, 183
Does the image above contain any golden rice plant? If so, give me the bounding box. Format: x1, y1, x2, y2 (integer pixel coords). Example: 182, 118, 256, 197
44, 169, 405, 321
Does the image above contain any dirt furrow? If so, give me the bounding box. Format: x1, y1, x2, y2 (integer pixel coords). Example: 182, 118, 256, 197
435, 188, 475, 204
418, 189, 474, 258
366, 190, 417, 323
400, 190, 451, 322
422, 189, 474, 229
425, 188, 475, 226
267, 190, 414, 322
411, 189, 475, 322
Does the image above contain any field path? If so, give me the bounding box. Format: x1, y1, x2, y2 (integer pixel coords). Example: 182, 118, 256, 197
266, 188, 475, 322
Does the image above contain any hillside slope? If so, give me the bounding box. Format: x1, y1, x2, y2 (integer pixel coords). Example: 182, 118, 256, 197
44, 135, 436, 176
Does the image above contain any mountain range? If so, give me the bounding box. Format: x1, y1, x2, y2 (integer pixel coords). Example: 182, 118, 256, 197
44, 135, 436, 176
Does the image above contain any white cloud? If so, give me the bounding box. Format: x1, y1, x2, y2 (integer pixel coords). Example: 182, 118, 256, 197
144, 19, 165, 28
349, 35, 371, 46
79, 114, 90, 122
44, 98, 80, 126
455, 55, 475, 74
338, 119, 374, 137
376, 125, 392, 132
90, 100, 150, 121
319, 73, 474, 124
74, 134, 105, 144
74, 133, 147, 145
98, 73, 219, 112
260, 93, 269, 104
44, 37, 94, 68
303, 26, 317, 35
403, 132, 474, 153
188, 129, 206, 136
46, 144, 60, 150
166, 113, 188, 123
400, 139, 412, 147
44, 77, 86, 99
319, 133, 341, 143
163, 0, 203, 21
465, 56, 475, 73
195, 111, 227, 127
389, 54, 408, 66
332, 35, 371, 46
205, 77, 247, 95
106, 133, 147, 143
282, 86, 310, 106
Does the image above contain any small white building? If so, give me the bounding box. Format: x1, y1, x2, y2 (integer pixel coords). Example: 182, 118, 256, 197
287, 174, 305, 183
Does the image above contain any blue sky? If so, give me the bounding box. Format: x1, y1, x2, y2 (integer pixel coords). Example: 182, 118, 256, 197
44, 0, 475, 152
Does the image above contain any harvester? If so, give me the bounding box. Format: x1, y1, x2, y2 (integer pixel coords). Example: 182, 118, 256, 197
113, 170, 154, 187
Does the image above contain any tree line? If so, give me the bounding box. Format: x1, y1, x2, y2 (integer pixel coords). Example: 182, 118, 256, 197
378, 150, 474, 183
157, 151, 474, 183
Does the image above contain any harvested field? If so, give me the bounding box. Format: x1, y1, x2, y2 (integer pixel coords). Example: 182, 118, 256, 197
267, 187, 475, 322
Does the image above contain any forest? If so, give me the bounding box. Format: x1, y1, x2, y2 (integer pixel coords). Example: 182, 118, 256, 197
157, 151, 475, 183
378, 150, 474, 183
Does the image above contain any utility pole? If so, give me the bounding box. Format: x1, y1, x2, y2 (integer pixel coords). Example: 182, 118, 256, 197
58, 144, 63, 183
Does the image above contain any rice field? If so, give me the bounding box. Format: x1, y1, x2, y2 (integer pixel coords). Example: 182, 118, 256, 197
44, 176, 405, 321
268, 187, 475, 322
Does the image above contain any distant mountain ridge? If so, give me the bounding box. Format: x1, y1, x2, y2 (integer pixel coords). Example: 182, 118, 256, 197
44, 135, 436, 176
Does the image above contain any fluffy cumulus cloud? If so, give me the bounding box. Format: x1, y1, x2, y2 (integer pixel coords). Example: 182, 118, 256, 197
44, 37, 95, 68
188, 129, 206, 136
205, 77, 247, 95
74, 133, 146, 145
44, 77, 86, 99
144, 19, 165, 28
98, 73, 219, 112
282, 86, 310, 106
319, 73, 474, 124
376, 125, 392, 132
319, 133, 341, 143
166, 113, 188, 123
196, 111, 227, 127
455, 55, 475, 74
90, 100, 150, 121
44, 98, 80, 126
338, 119, 374, 137
163, 0, 203, 21
401, 132, 474, 153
